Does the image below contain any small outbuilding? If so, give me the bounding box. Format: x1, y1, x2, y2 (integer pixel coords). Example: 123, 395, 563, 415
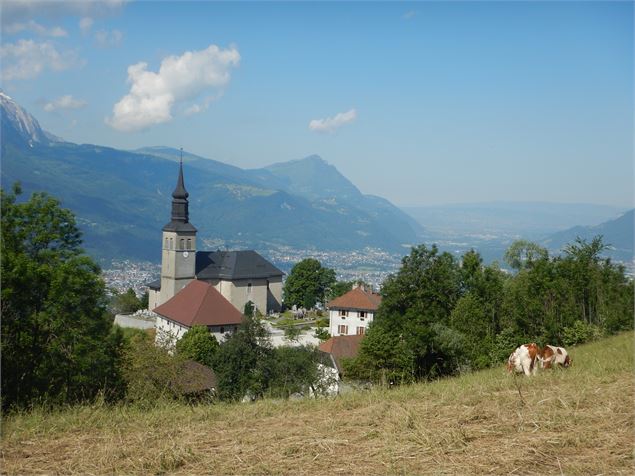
316, 334, 365, 395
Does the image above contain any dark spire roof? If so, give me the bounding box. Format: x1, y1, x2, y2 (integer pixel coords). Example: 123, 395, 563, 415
163, 150, 197, 232
172, 152, 189, 199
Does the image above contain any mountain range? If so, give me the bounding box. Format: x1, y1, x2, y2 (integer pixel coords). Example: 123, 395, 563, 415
542, 209, 633, 262
2, 93, 631, 267
0, 93, 420, 263
405, 202, 633, 264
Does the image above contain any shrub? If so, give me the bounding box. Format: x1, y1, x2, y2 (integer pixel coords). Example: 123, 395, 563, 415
489, 327, 522, 364
563, 320, 603, 347
121, 330, 186, 404
284, 324, 302, 342
175, 325, 219, 367
315, 316, 329, 328
268, 346, 320, 399
314, 327, 330, 341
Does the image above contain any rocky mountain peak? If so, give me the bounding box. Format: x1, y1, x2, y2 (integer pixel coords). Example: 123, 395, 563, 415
0, 91, 60, 146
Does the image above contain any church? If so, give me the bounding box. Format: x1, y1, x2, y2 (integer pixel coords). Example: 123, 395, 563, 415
147, 159, 284, 328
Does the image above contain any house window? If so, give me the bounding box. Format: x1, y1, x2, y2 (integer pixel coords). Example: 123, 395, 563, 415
169, 237, 173, 249
359, 311, 366, 319
180, 238, 185, 250
220, 326, 225, 334
164, 237, 168, 249
247, 283, 252, 295
338, 324, 348, 335
356, 326, 365, 335
339, 310, 348, 318
187, 238, 192, 250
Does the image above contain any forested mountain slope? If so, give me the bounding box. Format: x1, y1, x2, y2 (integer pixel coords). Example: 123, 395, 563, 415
1, 95, 419, 261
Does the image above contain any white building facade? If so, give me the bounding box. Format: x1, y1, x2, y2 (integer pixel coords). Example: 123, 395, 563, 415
155, 314, 237, 348
326, 285, 382, 337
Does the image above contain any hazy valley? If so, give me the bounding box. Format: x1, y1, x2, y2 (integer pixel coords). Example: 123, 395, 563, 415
2, 92, 633, 287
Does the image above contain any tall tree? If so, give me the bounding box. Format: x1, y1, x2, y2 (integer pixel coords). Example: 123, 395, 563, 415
1, 185, 124, 409
283, 258, 336, 309
504, 240, 549, 271
111, 288, 143, 314
450, 251, 507, 368
327, 280, 353, 301
213, 314, 274, 401
268, 346, 320, 399
357, 244, 464, 381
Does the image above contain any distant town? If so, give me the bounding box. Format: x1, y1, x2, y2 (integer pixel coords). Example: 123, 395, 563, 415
101, 245, 403, 296
102, 242, 635, 297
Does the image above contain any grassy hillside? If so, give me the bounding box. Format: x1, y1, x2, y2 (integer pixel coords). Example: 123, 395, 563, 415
2, 333, 633, 474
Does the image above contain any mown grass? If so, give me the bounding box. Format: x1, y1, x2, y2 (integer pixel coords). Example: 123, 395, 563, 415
2, 332, 633, 474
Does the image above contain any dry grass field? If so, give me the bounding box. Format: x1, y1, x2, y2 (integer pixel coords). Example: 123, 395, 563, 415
2, 332, 633, 475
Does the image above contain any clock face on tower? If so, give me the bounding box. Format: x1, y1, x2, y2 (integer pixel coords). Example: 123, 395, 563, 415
183, 251, 189, 258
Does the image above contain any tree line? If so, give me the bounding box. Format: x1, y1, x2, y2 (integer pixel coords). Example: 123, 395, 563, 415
344, 239, 633, 383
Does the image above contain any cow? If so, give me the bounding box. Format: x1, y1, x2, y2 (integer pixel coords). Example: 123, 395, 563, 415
539, 345, 572, 369
507, 343, 540, 376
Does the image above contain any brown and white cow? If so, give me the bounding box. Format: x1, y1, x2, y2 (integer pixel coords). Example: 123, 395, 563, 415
540, 345, 572, 369
507, 343, 540, 376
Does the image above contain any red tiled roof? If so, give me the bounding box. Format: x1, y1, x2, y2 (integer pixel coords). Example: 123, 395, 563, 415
318, 334, 364, 369
327, 287, 382, 312
154, 280, 244, 328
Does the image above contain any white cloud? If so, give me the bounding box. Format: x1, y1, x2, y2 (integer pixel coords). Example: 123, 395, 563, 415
2, 0, 126, 25
107, 44, 240, 132
0, 39, 82, 80
4, 20, 68, 37
309, 109, 357, 133
183, 93, 223, 116
43, 95, 87, 112
184, 103, 204, 116
94, 28, 123, 47
403, 10, 417, 20
79, 17, 94, 35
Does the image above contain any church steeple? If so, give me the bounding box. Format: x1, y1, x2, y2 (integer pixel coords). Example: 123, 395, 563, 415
172, 154, 189, 200
163, 149, 197, 232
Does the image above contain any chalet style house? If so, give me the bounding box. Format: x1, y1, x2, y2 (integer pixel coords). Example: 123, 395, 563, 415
326, 284, 381, 337
147, 159, 283, 343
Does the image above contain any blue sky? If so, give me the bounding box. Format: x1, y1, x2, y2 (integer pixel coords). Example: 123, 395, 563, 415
1, 1, 632, 207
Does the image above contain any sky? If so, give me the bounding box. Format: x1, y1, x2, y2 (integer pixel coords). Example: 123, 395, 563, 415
1, 0, 633, 208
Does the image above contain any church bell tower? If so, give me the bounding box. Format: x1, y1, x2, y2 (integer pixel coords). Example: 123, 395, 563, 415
159, 152, 197, 305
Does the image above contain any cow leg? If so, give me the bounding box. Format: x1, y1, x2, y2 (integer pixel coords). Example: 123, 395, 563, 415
522, 360, 531, 376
